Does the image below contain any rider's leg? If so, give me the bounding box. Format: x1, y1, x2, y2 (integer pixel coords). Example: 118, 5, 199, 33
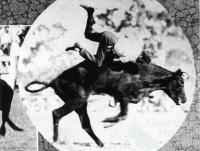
80, 5, 102, 42
66, 5, 119, 66
83, 13, 118, 46
79, 43, 106, 67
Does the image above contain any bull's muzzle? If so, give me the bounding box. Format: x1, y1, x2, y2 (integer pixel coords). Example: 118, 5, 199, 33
109, 99, 116, 107
180, 95, 187, 104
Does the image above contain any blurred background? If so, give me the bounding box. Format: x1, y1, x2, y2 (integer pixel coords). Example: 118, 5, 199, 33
0, 25, 37, 151
0, 26, 29, 89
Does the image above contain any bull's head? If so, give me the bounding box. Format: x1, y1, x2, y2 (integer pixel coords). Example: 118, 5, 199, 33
163, 69, 187, 105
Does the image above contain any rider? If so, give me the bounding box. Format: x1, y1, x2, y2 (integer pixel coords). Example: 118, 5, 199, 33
66, 4, 143, 68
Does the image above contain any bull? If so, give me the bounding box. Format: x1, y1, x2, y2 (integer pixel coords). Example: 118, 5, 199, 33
25, 60, 187, 147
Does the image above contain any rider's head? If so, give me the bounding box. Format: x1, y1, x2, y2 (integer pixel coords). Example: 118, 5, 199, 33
114, 37, 143, 61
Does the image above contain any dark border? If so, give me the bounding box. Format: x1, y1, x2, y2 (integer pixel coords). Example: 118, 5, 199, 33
0, 0, 199, 150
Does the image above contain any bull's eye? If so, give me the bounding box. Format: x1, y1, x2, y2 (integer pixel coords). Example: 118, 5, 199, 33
177, 76, 184, 85
177, 80, 184, 86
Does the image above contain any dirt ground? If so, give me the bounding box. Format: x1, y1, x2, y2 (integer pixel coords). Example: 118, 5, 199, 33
0, 90, 37, 151
23, 90, 187, 151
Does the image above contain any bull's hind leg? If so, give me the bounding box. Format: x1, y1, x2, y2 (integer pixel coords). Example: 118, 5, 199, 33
75, 103, 104, 147
52, 104, 73, 142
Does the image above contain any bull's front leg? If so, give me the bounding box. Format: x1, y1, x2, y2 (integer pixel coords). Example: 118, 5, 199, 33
103, 97, 128, 123
118, 98, 128, 116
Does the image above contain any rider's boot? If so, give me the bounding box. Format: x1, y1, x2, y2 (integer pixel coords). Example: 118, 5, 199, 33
80, 4, 96, 25
80, 4, 95, 15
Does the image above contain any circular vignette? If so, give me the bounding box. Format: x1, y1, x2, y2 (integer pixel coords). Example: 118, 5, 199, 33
8, 0, 199, 150
15, 0, 198, 151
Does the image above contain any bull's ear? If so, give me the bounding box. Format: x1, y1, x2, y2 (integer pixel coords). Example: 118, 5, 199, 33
176, 69, 182, 75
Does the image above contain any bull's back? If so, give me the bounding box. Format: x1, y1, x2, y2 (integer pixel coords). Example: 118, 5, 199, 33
115, 63, 174, 97
136, 63, 172, 82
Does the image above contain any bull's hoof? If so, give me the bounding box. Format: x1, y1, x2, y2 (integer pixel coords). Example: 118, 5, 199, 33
96, 140, 104, 147
53, 134, 58, 142
16, 128, 23, 131
12, 126, 23, 131
102, 115, 127, 123
0, 127, 6, 136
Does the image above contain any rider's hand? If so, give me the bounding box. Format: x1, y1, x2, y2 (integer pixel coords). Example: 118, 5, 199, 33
74, 42, 81, 48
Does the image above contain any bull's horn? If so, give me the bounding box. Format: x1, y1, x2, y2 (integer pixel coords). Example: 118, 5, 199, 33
182, 72, 189, 80
176, 69, 182, 74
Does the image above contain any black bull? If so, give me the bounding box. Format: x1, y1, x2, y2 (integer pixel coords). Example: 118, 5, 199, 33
25, 61, 187, 147
0, 79, 23, 136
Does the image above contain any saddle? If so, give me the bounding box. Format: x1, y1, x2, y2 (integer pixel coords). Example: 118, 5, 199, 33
110, 61, 139, 74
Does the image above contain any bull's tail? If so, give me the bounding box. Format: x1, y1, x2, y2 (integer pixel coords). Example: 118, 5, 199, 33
25, 81, 50, 93
7, 118, 23, 131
